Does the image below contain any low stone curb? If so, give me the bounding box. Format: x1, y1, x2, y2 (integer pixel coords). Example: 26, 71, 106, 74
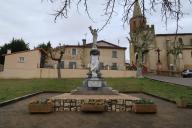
0, 91, 43, 107
0, 91, 70, 107
123, 91, 176, 103
0, 90, 178, 108
144, 76, 191, 88
142, 92, 176, 104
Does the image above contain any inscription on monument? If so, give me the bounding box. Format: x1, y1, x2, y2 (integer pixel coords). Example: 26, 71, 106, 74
88, 80, 102, 88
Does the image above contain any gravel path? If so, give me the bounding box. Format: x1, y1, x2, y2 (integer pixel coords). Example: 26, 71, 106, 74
0, 93, 192, 128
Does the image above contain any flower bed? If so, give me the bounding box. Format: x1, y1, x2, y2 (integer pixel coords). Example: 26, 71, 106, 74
28, 99, 54, 113
132, 98, 157, 113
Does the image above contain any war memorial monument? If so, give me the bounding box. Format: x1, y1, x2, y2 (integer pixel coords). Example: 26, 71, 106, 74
50, 26, 138, 112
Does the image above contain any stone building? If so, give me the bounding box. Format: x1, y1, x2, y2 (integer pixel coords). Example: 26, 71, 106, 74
0, 46, 135, 79
46, 40, 126, 70
3, 49, 46, 70
129, 0, 192, 72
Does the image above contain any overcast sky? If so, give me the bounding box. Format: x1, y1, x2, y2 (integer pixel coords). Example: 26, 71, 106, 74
0, 0, 192, 60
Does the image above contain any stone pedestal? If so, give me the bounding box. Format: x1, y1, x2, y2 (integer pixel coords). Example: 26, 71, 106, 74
71, 47, 118, 95
71, 78, 119, 95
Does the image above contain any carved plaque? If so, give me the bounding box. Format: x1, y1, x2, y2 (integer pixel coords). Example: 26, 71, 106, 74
88, 80, 102, 88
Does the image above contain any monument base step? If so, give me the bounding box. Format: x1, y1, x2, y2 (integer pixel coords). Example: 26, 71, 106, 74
50, 93, 139, 112
71, 87, 119, 95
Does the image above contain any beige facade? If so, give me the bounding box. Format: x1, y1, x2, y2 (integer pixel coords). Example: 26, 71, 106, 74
129, 0, 192, 72
0, 40, 130, 79
46, 40, 126, 70
3, 49, 45, 70
0, 69, 136, 79
149, 34, 192, 72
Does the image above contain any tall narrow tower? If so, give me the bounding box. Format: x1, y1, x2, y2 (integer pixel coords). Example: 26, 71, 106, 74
129, 0, 146, 64
130, 0, 146, 34
129, 0, 155, 67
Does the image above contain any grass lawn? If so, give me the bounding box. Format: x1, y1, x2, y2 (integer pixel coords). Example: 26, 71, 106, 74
0, 78, 192, 104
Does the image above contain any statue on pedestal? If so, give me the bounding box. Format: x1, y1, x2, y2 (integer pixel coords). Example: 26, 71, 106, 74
88, 26, 100, 78
70, 26, 118, 95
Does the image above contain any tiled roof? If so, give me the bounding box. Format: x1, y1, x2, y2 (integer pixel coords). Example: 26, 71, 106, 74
65, 40, 126, 50
2, 48, 47, 56
156, 33, 192, 36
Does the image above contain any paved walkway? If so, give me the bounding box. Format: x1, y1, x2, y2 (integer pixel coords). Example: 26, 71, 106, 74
1, 93, 192, 128
145, 74, 192, 87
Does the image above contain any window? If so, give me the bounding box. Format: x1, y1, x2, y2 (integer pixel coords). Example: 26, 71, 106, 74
191, 51, 192, 58
72, 48, 77, 56
133, 20, 136, 30
140, 19, 145, 27
190, 39, 192, 46
111, 63, 117, 70
112, 51, 117, 58
59, 61, 64, 69
178, 38, 183, 45
69, 62, 77, 69
19, 57, 24, 63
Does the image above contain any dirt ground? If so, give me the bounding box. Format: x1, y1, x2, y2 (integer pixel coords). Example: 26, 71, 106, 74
0, 93, 192, 128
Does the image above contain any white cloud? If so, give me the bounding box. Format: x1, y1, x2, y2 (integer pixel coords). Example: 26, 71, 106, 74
0, 0, 192, 60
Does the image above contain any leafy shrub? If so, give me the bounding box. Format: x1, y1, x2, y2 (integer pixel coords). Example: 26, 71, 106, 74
134, 98, 154, 104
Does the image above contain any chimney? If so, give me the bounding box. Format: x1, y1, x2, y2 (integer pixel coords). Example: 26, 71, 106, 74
82, 39, 86, 45
7, 49, 11, 54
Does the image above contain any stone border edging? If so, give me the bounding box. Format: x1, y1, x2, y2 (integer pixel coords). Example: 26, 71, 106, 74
142, 92, 176, 103
0, 90, 177, 107
144, 76, 191, 88
122, 91, 176, 103
0, 91, 70, 107
0, 91, 43, 107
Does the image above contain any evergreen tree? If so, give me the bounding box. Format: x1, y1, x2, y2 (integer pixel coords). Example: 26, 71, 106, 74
0, 38, 30, 64
36, 41, 52, 51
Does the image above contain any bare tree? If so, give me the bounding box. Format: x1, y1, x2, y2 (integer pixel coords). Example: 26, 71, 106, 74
46, 0, 191, 32
128, 28, 155, 78
48, 45, 65, 79
167, 38, 183, 72
45, 0, 191, 78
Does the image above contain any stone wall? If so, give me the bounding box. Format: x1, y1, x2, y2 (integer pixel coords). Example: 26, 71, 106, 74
0, 69, 41, 79
0, 68, 136, 79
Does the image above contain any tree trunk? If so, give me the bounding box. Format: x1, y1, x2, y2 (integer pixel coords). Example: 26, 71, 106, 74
173, 54, 177, 72
57, 61, 61, 79
136, 49, 143, 78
